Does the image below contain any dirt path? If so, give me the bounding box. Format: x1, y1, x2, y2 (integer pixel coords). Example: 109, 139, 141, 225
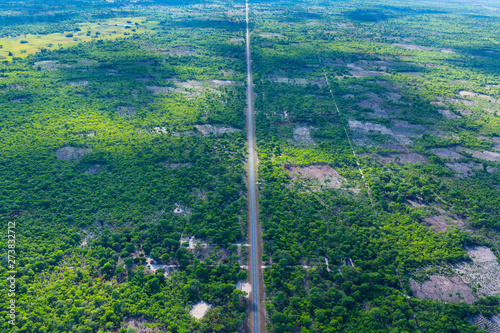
322, 70, 378, 213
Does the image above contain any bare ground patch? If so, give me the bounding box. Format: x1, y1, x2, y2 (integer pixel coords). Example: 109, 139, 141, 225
438, 109, 461, 119
116, 106, 136, 116
469, 314, 500, 333
194, 124, 239, 135
366, 153, 427, 165
459, 90, 497, 102
452, 246, 500, 297
285, 164, 346, 189
84, 164, 101, 175
348, 120, 427, 145
458, 147, 500, 162
394, 43, 432, 51
236, 281, 252, 298
409, 275, 475, 303
190, 301, 212, 320
69, 81, 88, 87
55, 146, 91, 161
161, 161, 192, 169
165, 45, 199, 56
292, 126, 316, 146
146, 86, 176, 94
34, 60, 71, 71
430, 148, 464, 160
121, 317, 164, 333
445, 162, 486, 177
422, 215, 449, 232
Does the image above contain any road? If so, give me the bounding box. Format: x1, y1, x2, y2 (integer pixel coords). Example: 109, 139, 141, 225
245, 1, 263, 332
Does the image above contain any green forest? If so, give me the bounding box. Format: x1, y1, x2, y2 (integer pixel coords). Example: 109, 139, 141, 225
1, 0, 500, 332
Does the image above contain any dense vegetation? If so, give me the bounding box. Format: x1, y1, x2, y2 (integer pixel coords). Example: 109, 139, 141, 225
1, 0, 500, 332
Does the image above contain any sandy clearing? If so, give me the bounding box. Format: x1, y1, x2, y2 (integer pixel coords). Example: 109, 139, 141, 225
34, 60, 71, 71
69, 81, 88, 87
469, 314, 500, 333
55, 146, 92, 161
357, 100, 388, 118
161, 161, 192, 169
422, 215, 448, 232
194, 124, 239, 135
410, 275, 475, 303
212, 80, 235, 85
84, 164, 100, 175
285, 164, 345, 189
146, 86, 176, 94
153, 127, 167, 134
438, 109, 461, 119
165, 46, 199, 56
237, 281, 252, 298
348, 120, 426, 145
439, 48, 455, 53
293, 126, 316, 146
459, 91, 495, 101
394, 43, 432, 51
180, 235, 207, 250
390, 153, 426, 164
430, 148, 464, 160
189, 302, 211, 320
458, 147, 500, 162
445, 162, 486, 177
116, 106, 135, 116
452, 246, 500, 296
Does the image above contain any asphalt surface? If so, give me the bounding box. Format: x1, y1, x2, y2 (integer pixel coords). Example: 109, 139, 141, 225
245, 2, 261, 332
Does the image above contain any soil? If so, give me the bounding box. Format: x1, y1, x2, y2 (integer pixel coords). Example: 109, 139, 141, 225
458, 147, 500, 162
55, 146, 92, 161
237, 281, 252, 298
153, 127, 168, 134
422, 215, 449, 232
459, 91, 495, 101
116, 106, 136, 116
146, 86, 175, 94
409, 275, 475, 303
121, 317, 163, 333
194, 124, 239, 135
439, 48, 455, 53
84, 165, 100, 175
452, 246, 500, 297
368, 153, 427, 165
69, 81, 88, 87
438, 109, 461, 119
34, 60, 71, 71
292, 126, 316, 146
469, 314, 500, 333
165, 45, 198, 56
285, 164, 345, 189
348, 120, 427, 145
161, 162, 192, 169
189, 302, 211, 320
212, 80, 235, 85
430, 148, 464, 160
394, 43, 432, 51
445, 162, 483, 177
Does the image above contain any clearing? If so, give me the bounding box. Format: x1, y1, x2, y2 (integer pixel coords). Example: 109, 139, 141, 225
189, 302, 212, 320
451, 246, 500, 296
409, 275, 475, 303
285, 164, 346, 189
55, 146, 92, 161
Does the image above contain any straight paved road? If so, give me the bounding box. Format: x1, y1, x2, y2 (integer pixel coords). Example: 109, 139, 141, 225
245, 1, 263, 332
